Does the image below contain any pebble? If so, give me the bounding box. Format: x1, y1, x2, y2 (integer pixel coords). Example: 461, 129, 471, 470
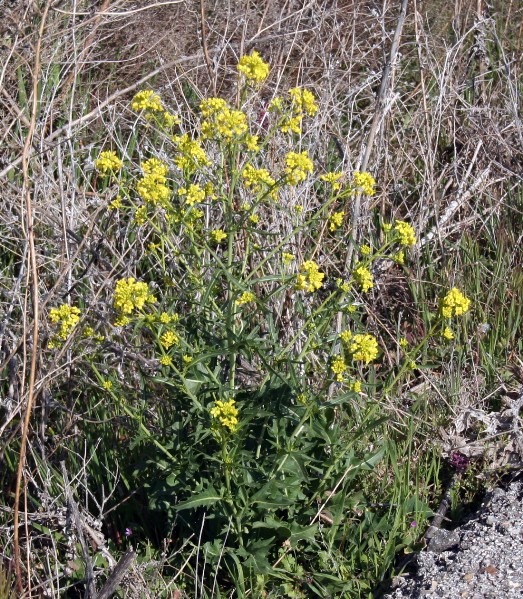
384, 482, 523, 599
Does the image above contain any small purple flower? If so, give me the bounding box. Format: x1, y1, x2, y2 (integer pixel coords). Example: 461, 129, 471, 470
410, 520, 417, 528
449, 452, 469, 473
124, 527, 133, 537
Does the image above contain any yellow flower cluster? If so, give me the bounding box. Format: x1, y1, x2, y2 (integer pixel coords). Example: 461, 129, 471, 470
95, 150, 123, 174
442, 326, 454, 340
173, 134, 210, 173
210, 398, 239, 432
285, 151, 313, 185
236, 291, 256, 306
339, 330, 352, 343
351, 380, 362, 393
320, 171, 343, 190
136, 158, 170, 207
49, 304, 81, 341
160, 330, 179, 349
211, 229, 227, 243
352, 171, 376, 196
393, 250, 405, 264
134, 205, 148, 225
289, 87, 318, 116
200, 98, 248, 141
109, 196, 123, 210
113, 278, 157, 314
237, 51, 270, 83
329, 211, 344, 231
331, 355, 347, 382
131, 90, 163, 112
82, 326, 105, 342
353, 265, 374, 293
178, 184, 205, 206
131, 90, 179, 129
242, 164, 276, 197
295, 260, 324, 292
159, 312, 178, 324
348, 334, 379, 364
271, 87, 318, 134
440, 288, 471, 318
337, 279, 351, 293
394, 220, 417, 246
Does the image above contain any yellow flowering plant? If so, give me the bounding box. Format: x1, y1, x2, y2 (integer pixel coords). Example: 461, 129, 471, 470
76, 50, 476, 597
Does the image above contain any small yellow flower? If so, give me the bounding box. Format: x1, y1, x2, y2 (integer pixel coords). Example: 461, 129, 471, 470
134, 205, 148, 225
200, 98, 248, 141
393, 251, 405, 264
383, 222, 392, 232
337, 279, 351, 293
296, 393, 308, 405
136, 158, 170, 207
280, 115, 303, 134
339, 330, 352, 343
109, 196, 123, 210
210, 398, 239, 432
211, 229, 227, 243
331, 356, 347, 382
236, 291, 256, 306
399, 337, 409, 349
102, 380, 113, 390
249, 214, 259, 224
182, 355, 193, 365
440, 288, 471, 318
160, 331, 179, 349
242, 164, 276, 195
161, 111, 180, 128
288, 87, 318, 116
95, 150, 123, 174
173, 134, 210, 173
360, 244, 372, 256
295, 260, 325, 293
113, 278, 156, 314
114, 315, 131, 327
160, 355, 173, 366
49, 304, 81, 340
351, 380, 362, 393
352, 171, 376, 196
285, 151, 313, 185
237, 51, 270, 83
353, 265, 374, 293
394, 220, 417, 246
349, 334, 379, 364
244, 134, 260, 151
178, 183, 205, 206
442, 326, 454, 340
320, 171, 343, 190
282, 252, 294, 265
329, 211, 344, 231
131, 90, 163, 112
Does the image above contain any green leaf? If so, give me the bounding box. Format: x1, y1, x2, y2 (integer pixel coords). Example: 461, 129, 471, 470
174, 486, 223, 511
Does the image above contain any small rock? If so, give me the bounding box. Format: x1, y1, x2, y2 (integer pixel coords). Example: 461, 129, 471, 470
428, 528, 460, 553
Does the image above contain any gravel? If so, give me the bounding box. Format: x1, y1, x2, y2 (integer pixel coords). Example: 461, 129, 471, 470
384, 481, 523, 598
